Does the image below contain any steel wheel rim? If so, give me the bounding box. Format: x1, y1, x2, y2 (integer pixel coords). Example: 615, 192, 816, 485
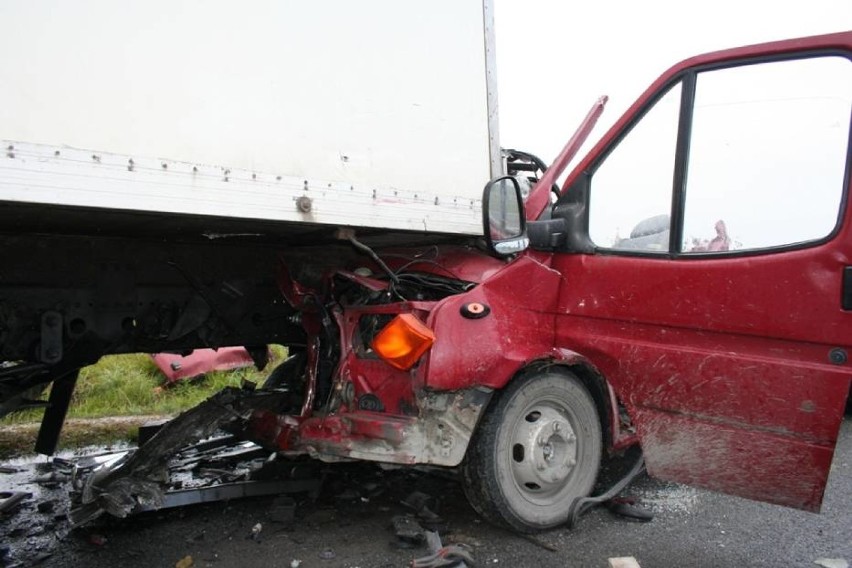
508, 399, 579, 504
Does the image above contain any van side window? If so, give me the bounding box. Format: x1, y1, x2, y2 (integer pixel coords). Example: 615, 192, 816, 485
682, 57, 851, 253
588, 84, 682, 252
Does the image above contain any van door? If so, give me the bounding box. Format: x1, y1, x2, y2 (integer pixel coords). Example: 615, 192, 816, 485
549, 33, 852, 511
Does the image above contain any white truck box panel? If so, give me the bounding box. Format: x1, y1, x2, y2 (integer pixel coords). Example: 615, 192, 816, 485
0, 1, 498, 234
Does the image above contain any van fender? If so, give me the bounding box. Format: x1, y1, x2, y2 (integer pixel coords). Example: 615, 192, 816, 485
495, 348, 635, 452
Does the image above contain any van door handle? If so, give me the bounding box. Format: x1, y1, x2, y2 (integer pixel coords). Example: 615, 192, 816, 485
843, 267, 852, 310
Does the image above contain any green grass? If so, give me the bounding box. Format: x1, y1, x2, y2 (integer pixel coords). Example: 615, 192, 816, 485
3, 347, 286, 424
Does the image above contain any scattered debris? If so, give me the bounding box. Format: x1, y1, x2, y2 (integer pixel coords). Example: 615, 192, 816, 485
33, 471, 69, 486
412, 530, 474, 568
88, 533, 107, 546
393, 514, 426, 546
137, 419, 170, 446
70, 388, 274, 523
52, 457, 75, 470
175, 554, 194, 568
607, 497, 654, 522
68, 388, 318, 526
29, 551, 53, 565
444, 531, 482, 549
36, 500, 56, 514
402, 490, 431, 511
290, 560, 302, 568
0, 465, 21, 474
402, 490, 442, 525
609, 557, 642, 568
814, 559, 849, 568
0, 491, 31, 514
425, 531, 442, 553
250, 522, 263, 541
318, 549, 336, 560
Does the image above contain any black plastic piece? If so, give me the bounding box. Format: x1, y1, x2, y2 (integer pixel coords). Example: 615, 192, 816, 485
668, 72, 697, 254
843, 266, 852, 310
527, 218, 568, 250
566, 452, 646, 529
137, 419, 169, 446
549, 174, 595, 253
35, 371, 78, 456
246, 345, 270, 370
829, 348, 847, 365
358, 394, 384, 412
262, 351, 307, 389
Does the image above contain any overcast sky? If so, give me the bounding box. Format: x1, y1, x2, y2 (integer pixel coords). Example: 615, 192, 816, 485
493, 0, 852, 165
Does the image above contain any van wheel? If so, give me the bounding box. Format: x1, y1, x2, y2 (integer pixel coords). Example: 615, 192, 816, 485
462, 370, 601, 533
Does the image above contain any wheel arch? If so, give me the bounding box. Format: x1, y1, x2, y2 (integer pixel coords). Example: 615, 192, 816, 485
497, 348, 620, 452
460, 349, 609, 532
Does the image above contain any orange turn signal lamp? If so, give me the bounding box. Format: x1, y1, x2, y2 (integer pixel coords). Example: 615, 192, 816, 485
371, 313, 435, 371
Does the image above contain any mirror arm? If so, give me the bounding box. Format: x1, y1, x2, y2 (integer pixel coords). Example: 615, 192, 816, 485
527, 218, 568, 250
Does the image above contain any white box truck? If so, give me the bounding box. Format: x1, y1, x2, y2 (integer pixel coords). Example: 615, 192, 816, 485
0, 0, 500, 234
0, 0, 505, 446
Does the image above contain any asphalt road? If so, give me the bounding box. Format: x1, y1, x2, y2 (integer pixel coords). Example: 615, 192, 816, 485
2, 418, 850, 568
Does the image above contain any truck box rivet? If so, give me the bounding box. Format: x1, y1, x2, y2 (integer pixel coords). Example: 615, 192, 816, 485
296, 196, 312, 213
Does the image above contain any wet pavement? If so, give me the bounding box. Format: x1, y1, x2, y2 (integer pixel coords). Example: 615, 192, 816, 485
1, 419, 850, 568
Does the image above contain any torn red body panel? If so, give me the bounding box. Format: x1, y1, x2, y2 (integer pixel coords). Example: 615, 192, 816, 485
150, 347, 256, 384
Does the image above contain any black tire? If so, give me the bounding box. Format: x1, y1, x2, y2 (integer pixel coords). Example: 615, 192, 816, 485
462, 370, 602, 533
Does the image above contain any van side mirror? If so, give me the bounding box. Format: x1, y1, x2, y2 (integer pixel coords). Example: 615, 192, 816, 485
482, 176, 529, 257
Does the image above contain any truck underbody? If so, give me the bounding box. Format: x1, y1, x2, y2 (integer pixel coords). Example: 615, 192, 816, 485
3, 201, 619, 529
0, 201, 491, 438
